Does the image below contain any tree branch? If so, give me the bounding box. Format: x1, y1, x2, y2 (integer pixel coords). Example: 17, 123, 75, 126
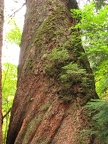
3, 108, 11, 120
9, 2, 26, 18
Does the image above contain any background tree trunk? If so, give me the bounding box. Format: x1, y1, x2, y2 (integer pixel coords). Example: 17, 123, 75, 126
7, 0, 98, 144
0, 0, 4, 143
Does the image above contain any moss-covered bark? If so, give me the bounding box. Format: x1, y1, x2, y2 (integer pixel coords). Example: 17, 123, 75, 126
7, 0, 98, 144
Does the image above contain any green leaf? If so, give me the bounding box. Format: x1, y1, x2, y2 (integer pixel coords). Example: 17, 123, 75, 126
5, 20, 22, 45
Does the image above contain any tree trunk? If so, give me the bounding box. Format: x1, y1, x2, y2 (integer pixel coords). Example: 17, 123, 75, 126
7, 0, 98, 144
0, 0, 4, 143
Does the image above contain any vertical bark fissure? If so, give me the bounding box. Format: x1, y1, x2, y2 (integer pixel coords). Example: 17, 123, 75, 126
46, 114, 66, 144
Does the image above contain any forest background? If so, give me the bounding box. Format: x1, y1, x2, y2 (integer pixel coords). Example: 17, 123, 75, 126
2, 0, 108, 143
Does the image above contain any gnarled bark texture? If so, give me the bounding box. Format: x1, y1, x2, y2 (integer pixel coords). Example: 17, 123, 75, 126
0, 0, 4, 143
7, 0, 98, 144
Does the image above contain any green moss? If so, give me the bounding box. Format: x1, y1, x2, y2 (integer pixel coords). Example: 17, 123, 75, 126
32, 5, 68, 53
22, 113, 43, 143
24, 3, 71, 76
39, 139, 51, 144
44, 33, 92, 101
33, 134, 52, 144
25, 1, 92, 101
40, 102, 51, 111
23, 56, 35, 74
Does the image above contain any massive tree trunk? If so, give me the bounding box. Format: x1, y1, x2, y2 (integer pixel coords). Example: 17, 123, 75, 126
7, 0, 98, 144
0, 0, 4, 143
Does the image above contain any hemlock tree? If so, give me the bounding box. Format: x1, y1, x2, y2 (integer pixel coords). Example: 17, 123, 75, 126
0, 0, 4, 143
7, 0, 98, 144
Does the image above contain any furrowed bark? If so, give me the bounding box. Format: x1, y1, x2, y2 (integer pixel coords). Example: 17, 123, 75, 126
7, 0, 98, 144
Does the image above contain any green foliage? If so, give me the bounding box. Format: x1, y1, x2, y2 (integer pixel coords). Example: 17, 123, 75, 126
45, 47, 70, 78
70, 2, 108, 144
2, 19, 20, 143
60, 62, 86, 83
48, 48, 69, 62
45, 43, 91, 101
62, 62, 86, 74
2, 63, 17, 109
95, 60, 108, 97
94, 0, 108, 10
5, 20, 22, 45
2, 62, 17, 143
71, 2, 108, 97
85, 99, 108, 144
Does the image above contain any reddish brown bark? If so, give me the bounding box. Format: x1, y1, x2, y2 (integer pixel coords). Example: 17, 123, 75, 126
0, 0, 4, 143
7, 0, 98, 144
